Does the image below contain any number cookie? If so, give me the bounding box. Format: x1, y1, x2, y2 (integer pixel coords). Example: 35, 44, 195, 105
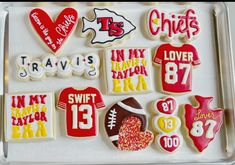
153, 43, 200, 94
57, 87, 105, 137
16, 53, 100, 81
29, 8, 78, 54
152, 97, 182, 153
104, 48, 154, 95
145, 8, 200, 42
183, 95, 224, 152
104, 97, 153, 151
81, 8, 136, 47
5, 92, 55, 142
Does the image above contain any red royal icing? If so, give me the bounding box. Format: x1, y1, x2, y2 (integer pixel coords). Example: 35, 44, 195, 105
29, 8, 78, 54
159, 134, 181, 152
156, 97, 177, 115
184, 95, 223, 152
153, 43, 200, 94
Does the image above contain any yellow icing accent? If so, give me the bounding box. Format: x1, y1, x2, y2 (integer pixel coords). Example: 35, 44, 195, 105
152, 18, 159, 25
141, 59, 147, 66
157, 116, 178, 133
124, 77, 135, 91
113, 79, 122, 92
136, 75, 148, 91
36, 121, 47, 137
112, 59, 141, 71
12, 126, 21, 139
41, 105, 48, 112
23, 124, 34, 139
32, 104, 40, 112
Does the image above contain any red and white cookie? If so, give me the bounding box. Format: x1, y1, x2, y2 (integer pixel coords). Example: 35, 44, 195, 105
153, 96, 178, 115
81, 8, 136, 47
57, 87, 105, 138
5, 92, 55, 142
104, 48, 154, 95
183, 95, 224, 152
29, 8, 78, 54
104, 97, 153, 151
156, 133, 182, 153
152, 43, 200, 94
145, 8, 200, 42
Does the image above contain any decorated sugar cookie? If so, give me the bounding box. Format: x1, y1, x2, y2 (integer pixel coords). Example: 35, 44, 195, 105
104, 48, 153, 95
16, 53, 100, 81
81, 8, 136, 47
153, 43, 200, 94
104, 97, 153, 151
57, 87, 105, 137
156, 133, 182, 153
29, 8, 78, 54
153, 96, 177, 115
183, 95, 224, 152
146, 8, 200, 42
5, 92, 55, 142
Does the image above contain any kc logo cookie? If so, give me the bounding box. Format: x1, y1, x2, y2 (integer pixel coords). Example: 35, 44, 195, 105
104, 97, 153, 151
183, 95, 224, 152
57, 87, 105, 137
153, 43, 200, 94
104, 48, 154, 95
16, 53, 100, 81
5, 92, 55, 142
81, 8, 136, 47
29, 8, 78, 54
146, 8, 200, 42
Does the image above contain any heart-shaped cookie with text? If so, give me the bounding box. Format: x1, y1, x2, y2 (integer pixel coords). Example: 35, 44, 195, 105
153, 116, 181, 133
117, 116, 154, 151
29, 8, 78, 54
157, 134, 181, 153
155, 97, 177, 115
184, 95, 223, 152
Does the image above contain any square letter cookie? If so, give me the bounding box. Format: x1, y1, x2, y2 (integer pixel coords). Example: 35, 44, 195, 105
5, 92, 55, 142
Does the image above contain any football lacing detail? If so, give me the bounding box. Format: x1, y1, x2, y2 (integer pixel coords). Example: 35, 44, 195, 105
107, 109, 117, 130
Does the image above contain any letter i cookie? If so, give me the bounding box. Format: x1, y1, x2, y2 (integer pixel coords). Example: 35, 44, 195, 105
183, 95, 224, 152
152, 43, 200, 94
57, 87, 105, 137
104, 97, 154, 151
5, 92, 55, 142
152, 97, 182, 153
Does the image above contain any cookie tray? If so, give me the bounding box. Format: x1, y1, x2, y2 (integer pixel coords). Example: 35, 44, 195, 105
0, 2, 235, 165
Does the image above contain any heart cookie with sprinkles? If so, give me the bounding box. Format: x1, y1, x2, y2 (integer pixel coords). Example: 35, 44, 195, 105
118, 116, 154, 151
29, 8, 78, 54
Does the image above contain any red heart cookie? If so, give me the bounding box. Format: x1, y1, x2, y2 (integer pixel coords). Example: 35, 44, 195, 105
118, 116, 154, 151
29, 8, 78, 54
184, 95, 223, 152
155, 97, 177, 115
158, 134, 181, 153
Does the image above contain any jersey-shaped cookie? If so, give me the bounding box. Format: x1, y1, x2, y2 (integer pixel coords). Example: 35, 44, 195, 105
5, 92, 55, 142
105, 97, 153, 151
146, 8, 200, 42
29, 8, 78, 54
184, 95, 223, 152
153, 43, 200, 94
57, 87, 105, 137
81, 8, 136, 47
104, 48, 154, 95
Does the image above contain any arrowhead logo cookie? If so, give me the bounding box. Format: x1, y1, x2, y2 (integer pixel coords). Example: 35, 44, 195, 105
81, 8, 136, 47
184, 95, 223, 152
57, 87, 105, 137
104, 48, 153, 95
104, 97, 153, 151
153, 44, 200, 94
146, 8, 200, 42
5, 92, 55, 142
29, 8, 78, 54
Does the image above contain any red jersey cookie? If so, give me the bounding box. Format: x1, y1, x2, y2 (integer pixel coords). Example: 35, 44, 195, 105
104, 97, 153, 151
29, 8, 78, 54
57, 87, 105, 137
184, 95, 223, 152
153, 43, 200, 94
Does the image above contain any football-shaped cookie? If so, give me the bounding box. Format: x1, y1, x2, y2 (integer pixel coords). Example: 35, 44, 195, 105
104, 97, 147, 148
